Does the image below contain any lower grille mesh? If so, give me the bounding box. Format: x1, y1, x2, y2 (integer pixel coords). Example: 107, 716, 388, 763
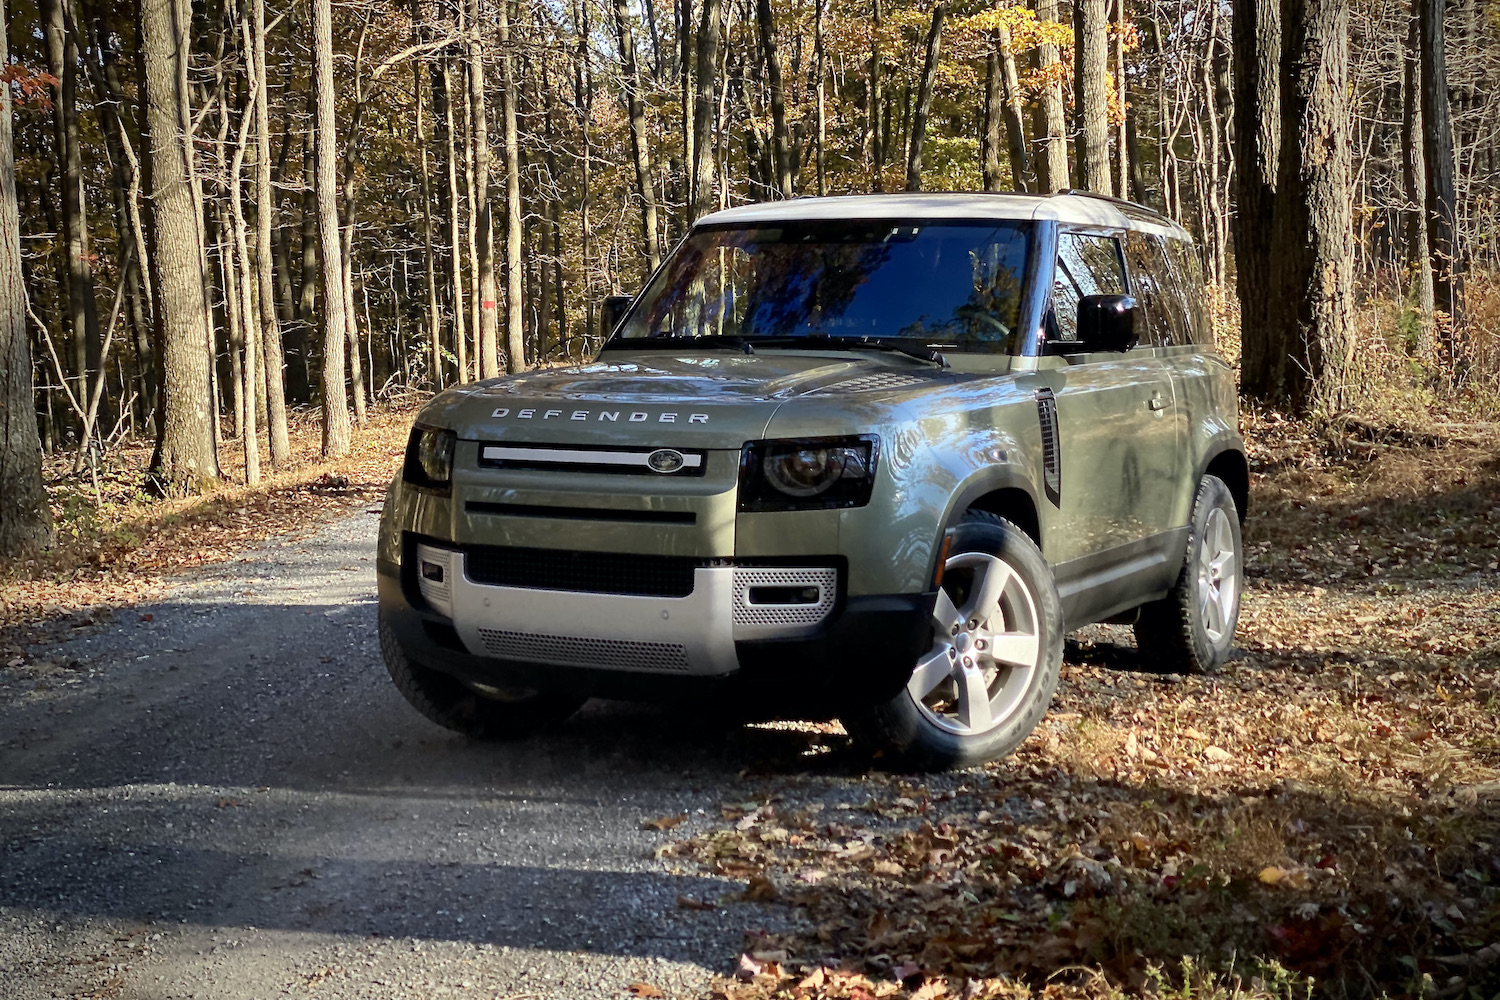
464, 545, 701, 597
475, 628, 691, 672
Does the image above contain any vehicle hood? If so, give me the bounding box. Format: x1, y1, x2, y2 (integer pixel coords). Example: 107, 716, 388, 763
418, 351, 974, 446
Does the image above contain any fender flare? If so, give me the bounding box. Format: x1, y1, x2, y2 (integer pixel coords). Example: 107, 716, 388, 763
928, 466, 1046, 584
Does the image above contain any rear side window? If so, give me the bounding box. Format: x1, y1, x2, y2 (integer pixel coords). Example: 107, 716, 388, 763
1050, 233, 1126, 342
1123, 231, 1189, 347
1165, 238, 1212, 346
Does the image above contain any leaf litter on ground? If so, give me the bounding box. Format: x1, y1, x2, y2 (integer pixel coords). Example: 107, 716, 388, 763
669, 407, 1500, 1000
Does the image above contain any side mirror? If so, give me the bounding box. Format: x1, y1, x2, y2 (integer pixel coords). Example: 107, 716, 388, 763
600, 293, 633, 338
1076, 294, 1138, 352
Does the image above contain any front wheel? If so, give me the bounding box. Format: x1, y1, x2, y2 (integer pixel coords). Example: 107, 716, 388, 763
1133, 474, 1243, 674
844, 512, 1063, 771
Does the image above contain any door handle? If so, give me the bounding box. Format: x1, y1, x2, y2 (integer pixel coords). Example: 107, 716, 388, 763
1148, 395, 1171, 411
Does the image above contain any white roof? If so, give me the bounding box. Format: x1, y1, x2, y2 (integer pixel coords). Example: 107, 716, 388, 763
697, 192, 1187, 238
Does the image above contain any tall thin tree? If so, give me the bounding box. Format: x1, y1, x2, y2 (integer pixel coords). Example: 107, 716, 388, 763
144, 0, 219, 487
0, 0, 54, 558
469, 0, 500, 378
1073, 0, 1111, 192
905, 2, 946, 191
310, 0, 350, 456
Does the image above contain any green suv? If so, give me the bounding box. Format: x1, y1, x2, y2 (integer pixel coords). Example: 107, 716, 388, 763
377, 192, 1248, 770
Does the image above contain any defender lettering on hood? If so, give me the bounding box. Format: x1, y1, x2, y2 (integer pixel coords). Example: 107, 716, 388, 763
490, 407, 710, 424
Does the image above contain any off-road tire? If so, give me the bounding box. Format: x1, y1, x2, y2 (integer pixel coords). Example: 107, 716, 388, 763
1134, 475, 1243, 675
844, 511, 1064, 771
379, 612, 585, 738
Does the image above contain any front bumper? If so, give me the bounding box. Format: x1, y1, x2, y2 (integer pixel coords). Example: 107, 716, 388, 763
377, 547, 935, 710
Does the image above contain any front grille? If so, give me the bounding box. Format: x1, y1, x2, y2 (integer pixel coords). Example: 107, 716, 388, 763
463, 545, 702, 597
475, 629, 691, 672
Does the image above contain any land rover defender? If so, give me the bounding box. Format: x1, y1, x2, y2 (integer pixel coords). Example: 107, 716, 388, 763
376, 192, 1248, 769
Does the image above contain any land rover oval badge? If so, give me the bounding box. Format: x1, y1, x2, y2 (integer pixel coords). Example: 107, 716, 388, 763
647, 449, 686, 474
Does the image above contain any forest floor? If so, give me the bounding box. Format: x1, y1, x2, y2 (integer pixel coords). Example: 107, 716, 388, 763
0, 404, 414, 664
0, 400, 1497, 1000
682, 407, 1500, 1000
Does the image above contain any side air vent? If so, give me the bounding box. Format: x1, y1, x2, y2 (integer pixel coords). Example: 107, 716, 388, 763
1035, 388, 1061, 506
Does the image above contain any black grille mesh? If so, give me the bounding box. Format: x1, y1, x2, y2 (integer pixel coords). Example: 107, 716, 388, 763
464, 545, 701, 597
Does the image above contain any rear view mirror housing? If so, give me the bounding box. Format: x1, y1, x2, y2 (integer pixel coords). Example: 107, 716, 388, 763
600, 293, 634, 338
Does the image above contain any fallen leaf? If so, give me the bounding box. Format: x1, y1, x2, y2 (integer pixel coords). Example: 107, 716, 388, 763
735, 954, 763, 982
676, 894, 716, 910
626, 983, 665, 998
642, 812, 687, 831
741, 875, 780, 901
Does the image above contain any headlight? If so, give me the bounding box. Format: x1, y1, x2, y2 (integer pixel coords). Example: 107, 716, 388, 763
739, 436, 878, 511
404, 425, 456, 490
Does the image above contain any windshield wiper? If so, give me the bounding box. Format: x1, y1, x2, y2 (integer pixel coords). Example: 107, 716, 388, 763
604, 334, 756, 355
751, 334, 950, 369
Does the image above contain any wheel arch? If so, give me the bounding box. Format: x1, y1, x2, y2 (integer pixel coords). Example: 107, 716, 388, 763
1200, 444, 1249, 524
964, 486, 1042, 549
936, 469, 1045, 575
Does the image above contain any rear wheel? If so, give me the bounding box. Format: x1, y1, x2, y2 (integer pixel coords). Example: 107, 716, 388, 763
379, 612, 585, 738
1134, 475, 1243, 674
844, 511, 1063, 770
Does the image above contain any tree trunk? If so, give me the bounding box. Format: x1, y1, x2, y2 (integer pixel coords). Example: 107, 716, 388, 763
614, 0, 662, 271
250, 0, 289, 465
1114, 0, 1128, 197
297, 102, 320, 397
469, 0, 500, 378
0, 0, 54, 558
982, 46, 1004, 191
814, 0, 826, 196
904, 2, 945, 192
1232, 0, 1281, 384
1031, 0, 1069, 191
498, 0, 526, 373
144, 0, 219, 487
1418, 0, 1462, 344
679, 0, 694, 228
437, 60, 467, 382
230, 36, 260, 486
310, 0, 350, 456
44, 0, 104, 437
412, 13, 442, 388
1259, 0, 1354, 412
756, 0, 794, 198
1072, 0, 1111, 192
690, 0, 722, 219
997, 24, 1031, 192
868, 0, 883, 188
1401, 10, 1434, 350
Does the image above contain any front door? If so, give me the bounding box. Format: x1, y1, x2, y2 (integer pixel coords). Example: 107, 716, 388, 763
1026, 229, 1187, 626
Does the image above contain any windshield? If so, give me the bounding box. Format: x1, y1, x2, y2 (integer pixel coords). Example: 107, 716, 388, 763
610, 220, 1032, 353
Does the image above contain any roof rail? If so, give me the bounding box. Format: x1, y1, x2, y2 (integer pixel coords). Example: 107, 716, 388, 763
1054, 188, 1167, 218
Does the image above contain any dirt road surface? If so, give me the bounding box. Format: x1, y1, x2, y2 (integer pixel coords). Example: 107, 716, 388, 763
0, 512, 804, 1000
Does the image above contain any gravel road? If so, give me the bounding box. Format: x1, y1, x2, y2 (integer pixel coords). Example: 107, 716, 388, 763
0, 511, 809, 1000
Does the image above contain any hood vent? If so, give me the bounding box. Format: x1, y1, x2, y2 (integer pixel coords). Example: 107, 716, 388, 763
812, 371, 931, 394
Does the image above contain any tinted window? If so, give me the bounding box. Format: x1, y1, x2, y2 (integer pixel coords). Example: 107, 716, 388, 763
1165, 238, 1212, 346
1050, 233, 1126, 342
1123, 231, 1185, 347
614, 221, 1031, 353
